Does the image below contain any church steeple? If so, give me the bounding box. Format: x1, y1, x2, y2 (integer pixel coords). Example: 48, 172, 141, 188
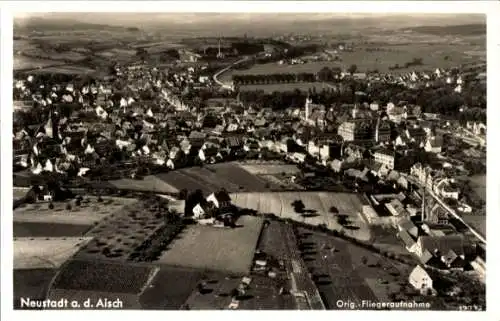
305, 95, 312, 121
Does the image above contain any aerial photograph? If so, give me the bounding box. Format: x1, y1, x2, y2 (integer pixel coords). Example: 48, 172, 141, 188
12, 11, 486, 311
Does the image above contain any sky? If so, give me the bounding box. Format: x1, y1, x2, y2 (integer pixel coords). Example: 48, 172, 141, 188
14, 12, 485, 27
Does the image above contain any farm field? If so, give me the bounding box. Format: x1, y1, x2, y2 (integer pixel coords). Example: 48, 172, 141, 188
230, 192, 371, 241
219, 42, 484, 82
13, 222, 91, 238
13, 187, 29, 201
96, 48, 136, 60
75, 199, 179, 263
13, 55, 61, 71
156, 162, 275, 194
157, 215, 264, 274
14, 268, 58, 309
21, 49, 87, 62
30, 65, 97, 76
236, 163, 301, 175
50, 259, 157, 294
14, 196, 137, 226
295, 226, 416, 309
14, 237, 93, 270
239, 82, 334, 93
140, 266, 205, 309
109, 175, 179, 194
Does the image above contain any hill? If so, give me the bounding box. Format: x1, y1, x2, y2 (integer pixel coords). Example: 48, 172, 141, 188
14, 17, 137, 33
402, 24, 486, 36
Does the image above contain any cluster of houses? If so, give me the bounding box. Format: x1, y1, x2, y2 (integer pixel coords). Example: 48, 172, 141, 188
361, 190, 485, 292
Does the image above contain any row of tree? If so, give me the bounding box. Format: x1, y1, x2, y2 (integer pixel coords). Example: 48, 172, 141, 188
233, 72, 317, 85
232, 65, 359, 86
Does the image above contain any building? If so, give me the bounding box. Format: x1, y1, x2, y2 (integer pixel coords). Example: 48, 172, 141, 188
398, 229, 418, 252
408, 265, 434, 295
424, 136, 443, 153
396, 217, 419, 238
414, 234, 467, 268
375, 119, 391, 143
471, 256, 486, 281
385, 199, 409, 218
338, 121, 373, 142
373, 149, 396, 170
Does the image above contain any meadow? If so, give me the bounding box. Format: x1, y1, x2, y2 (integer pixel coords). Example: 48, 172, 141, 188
157, 215, 264, 274
230, 192, 371, 241
13, 237, 93, 270
13, 55, 61, 71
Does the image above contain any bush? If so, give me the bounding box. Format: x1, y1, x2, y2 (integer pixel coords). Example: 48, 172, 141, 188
66, 203, 72, 210
97, 196, 104, 203
48, 202, 54, 210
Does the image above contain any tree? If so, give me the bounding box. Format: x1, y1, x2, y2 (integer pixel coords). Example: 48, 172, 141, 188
348, 64, 358, 75
291, 200, 305, 214
329, 206, 339, 215
177, 189, 188, 201
48, 202, 54, 210
66, 203, 72, 210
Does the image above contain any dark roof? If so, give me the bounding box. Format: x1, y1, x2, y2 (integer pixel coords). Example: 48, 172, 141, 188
226, 136, 243, 147
418, 235, 465, 257
215, 190, 231, 203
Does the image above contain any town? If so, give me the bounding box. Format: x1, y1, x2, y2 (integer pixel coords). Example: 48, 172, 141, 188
12, 13, 486, 311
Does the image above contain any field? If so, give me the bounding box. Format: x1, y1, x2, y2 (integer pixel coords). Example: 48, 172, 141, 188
236, 162, 301, 175
29, 65, 97, 75
51, 259, 156, 294
14, 196, 137, 226
219, 42, 484, 82
14, 237, 93, 270
230, 192, 371, 241
96, 48, 137, 61
239, 82, 334, 93
14, 269, 58, 308
13, 187, 29, 201
157, 215, 264, 274
140, 266, 205, 309
109, 175, 179, 194
156, 162, 276, 194
21, 49, 87, 62
14, 222, 91, 237
13, 55, 61, 71
75, 199, 178, 262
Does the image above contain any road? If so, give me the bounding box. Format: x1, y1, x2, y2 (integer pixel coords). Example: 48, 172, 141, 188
402, 173, 486, 244
213, 56, 251, 91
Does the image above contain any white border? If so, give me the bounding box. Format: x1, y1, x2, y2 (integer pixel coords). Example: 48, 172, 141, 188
1, 2, 499, 321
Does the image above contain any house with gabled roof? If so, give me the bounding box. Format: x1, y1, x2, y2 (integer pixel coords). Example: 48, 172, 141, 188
408, 265, 434, 295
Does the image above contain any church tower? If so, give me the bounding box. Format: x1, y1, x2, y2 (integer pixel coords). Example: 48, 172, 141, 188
352, 104, 358, 119
305, 96, 312, 121
375, 114, 381, 143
